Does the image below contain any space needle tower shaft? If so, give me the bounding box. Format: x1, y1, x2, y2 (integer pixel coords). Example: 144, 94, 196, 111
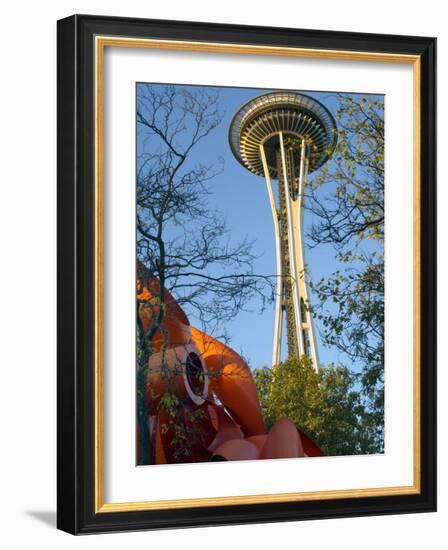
229, 92, 337, 371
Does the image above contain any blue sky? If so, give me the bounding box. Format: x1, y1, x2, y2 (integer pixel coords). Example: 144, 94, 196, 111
137, 84, 383, 371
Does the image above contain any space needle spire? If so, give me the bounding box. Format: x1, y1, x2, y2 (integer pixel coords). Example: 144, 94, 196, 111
229, 92, 337, 370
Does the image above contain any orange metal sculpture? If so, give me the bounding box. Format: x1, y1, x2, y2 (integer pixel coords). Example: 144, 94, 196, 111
137, 262, 324, 464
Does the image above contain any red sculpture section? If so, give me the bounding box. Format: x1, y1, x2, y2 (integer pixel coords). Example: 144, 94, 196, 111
137, 262, 324, 464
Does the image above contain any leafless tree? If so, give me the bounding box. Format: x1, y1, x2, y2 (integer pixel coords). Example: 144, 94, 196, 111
136, 84, 275, 463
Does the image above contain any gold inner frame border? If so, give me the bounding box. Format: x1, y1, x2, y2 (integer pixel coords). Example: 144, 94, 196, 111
94, 35, 421, 513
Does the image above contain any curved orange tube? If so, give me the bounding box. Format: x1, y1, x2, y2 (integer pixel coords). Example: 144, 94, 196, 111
245, 434, 268, 454
191, 327, 265, 437
206, 402, 243, 452
298, 429, 325, 457
152, 400, 243, 464
137, 261, 191, 352
260, 418, 305, 459
137, 264, 325, 463
212, 439, 260, 462
145, 343, 209, 414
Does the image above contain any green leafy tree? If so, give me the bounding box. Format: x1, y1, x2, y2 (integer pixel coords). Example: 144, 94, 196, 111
304, 93, 385, 451
254, 357, 379, 456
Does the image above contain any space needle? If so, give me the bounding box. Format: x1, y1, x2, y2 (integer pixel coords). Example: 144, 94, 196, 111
229, 92, 337, 370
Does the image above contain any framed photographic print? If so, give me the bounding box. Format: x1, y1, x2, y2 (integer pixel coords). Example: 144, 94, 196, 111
57, 14, 436, 534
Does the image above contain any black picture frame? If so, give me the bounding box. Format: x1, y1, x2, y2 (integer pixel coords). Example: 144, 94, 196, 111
57, 14, 436, 534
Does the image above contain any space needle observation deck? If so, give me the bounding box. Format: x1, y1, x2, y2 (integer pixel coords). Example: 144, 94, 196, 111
229, 91, 337, 369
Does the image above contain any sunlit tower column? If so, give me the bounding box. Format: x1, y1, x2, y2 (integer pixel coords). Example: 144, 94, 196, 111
229, 92, 337, 371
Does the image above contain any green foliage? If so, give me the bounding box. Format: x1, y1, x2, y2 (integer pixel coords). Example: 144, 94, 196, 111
254, 356, 382, 456
310, 250, 384, 438
303, 93, 385, 450
307, 94, 384, 245
159, 399, 209, 462
159, 392, 181, 418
